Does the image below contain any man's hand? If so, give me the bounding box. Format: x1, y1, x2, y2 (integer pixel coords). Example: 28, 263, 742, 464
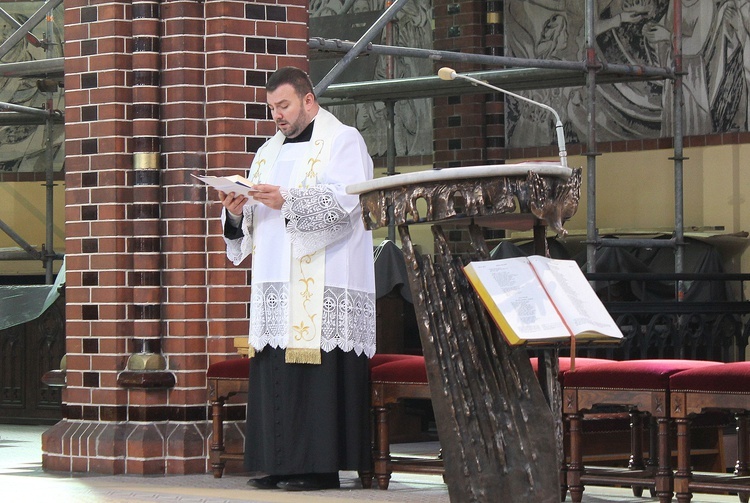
252, 184, 284, 210
218, 191, 248, 217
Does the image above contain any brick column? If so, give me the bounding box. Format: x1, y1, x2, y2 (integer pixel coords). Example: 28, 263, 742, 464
432, 0, 488, 169
484, 0, 505, 165
44, 0, 137, 474
44, 0, 309, 475
432, 0, 502, 251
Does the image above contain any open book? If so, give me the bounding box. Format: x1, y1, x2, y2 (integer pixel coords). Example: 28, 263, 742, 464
191, 174, 258, 197
464, 256, 623, 346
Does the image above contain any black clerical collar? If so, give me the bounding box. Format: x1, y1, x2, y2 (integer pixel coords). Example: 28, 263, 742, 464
283, 120, 315, 144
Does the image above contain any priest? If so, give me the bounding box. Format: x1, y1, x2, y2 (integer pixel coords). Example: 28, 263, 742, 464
218, 66, 376, 491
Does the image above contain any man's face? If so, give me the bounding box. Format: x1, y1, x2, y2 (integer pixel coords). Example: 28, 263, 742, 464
267, 83, 313, 138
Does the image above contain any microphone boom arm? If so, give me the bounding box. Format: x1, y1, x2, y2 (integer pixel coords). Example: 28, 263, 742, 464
448, 71, 568, 167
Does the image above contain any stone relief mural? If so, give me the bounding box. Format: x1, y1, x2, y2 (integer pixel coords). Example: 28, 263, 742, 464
310, 0, 433, 158
0, 3, 65, 173
505, 0, 750, 147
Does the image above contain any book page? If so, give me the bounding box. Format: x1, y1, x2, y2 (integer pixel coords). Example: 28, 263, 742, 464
465, 258, 571, 343
191, 174, 259, 198
527, 256, 622, 340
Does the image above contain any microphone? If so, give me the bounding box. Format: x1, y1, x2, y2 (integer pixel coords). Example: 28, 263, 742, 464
437, 67, 456, 81
437, 67, 568, 167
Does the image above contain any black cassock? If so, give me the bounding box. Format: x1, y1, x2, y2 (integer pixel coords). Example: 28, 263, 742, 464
243, 347, 372, 475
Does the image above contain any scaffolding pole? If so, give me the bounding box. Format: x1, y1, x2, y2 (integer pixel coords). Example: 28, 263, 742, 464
0, 101, 49, 117
0, 57, 64, 78
313, 0, 411, 96
672, 0, 686, 293
43, 10, 57, 284
310, 37, 673, 79
585, 0, 598, 273
0, 0, 62, 60
582, 0, 683, 279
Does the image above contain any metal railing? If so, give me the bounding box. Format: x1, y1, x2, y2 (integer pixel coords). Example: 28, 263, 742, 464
564, 273, 750, 362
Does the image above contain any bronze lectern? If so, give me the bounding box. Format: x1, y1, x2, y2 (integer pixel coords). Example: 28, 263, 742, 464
349, 163, 581, 502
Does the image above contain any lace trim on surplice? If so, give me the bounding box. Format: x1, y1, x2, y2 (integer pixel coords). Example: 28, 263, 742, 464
250, 282, 376, 357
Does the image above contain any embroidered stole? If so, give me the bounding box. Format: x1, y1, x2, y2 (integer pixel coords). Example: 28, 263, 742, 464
246, 109, 338, 364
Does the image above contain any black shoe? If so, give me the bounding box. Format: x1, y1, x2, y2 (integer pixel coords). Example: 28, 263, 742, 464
247, 475, 284, 489
277, 473, 340, 491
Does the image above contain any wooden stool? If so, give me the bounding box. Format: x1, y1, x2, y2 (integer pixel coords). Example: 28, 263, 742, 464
370, 356, 613, 492
563, 359, 723, 503
670, 362, 750, 503
206, 357, 250, 478
370, 355, 436, 489
206, 353, 422, 481
531, 356, 615, 500
369, 355, 613, 492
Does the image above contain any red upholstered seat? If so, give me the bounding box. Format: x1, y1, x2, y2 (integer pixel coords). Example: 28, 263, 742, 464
529, 357, 613, 384
206, 357, 251, 379
564, 359, 723, 390
670, 361, 750, 392
668, 361, 750, 502
369, 355, 434, 489
206, 358, 251, 478
370, 355, 427, 383
369, 353, 422, 371
564, 359, 724, 503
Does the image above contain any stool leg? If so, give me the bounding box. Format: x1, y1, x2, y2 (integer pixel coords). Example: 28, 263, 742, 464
655, 416, 674, 503
629, 411, 646, 469
210, 397, 226, 478
567, 413, 584, 503
674, 417, 692, 503
359, 470, 373, 489
374, 405, 391, 490
629, 411, 646, 497
647, 416, 658, 497
736, 413, 750, 503
560, 414, 569, 502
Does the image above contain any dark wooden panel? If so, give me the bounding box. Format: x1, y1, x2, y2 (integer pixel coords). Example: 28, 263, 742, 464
0, 295, 64, 423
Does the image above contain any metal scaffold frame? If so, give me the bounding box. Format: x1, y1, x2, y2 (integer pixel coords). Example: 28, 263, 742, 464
0, 0, 64, 283
312, 0, 685, 279
0, 0, 687, 284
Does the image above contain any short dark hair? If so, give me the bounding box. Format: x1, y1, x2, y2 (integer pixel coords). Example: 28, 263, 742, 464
266, 67, 315, 99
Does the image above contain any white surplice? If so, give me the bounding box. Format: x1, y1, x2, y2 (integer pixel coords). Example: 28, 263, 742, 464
223, 110, 376, 359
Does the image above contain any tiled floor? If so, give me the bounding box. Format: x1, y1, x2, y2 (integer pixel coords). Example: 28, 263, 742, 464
0, 424, 742, 502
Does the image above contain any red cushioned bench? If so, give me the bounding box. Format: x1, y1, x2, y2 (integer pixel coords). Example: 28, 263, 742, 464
670, 362, 750, 503
563, 359, 723, 503
369, 354, 434, 490
206, 352, 430, 482
371, 355, 616, 492
206, 357, 251, 478
530, 356, 614, 382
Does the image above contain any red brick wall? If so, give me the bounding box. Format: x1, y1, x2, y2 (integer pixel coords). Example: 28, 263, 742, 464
44, 0, 309, 476
432, 0, 491, 168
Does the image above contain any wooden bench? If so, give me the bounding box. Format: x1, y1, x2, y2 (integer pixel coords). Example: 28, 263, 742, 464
206, 338, 250, 478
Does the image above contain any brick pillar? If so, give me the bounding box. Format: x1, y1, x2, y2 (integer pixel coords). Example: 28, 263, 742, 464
43, 0, 309, 475
432, 0, 488, 169
484, 0, 505, 165
44, 0, 137, 474
432, 0, 502, 251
